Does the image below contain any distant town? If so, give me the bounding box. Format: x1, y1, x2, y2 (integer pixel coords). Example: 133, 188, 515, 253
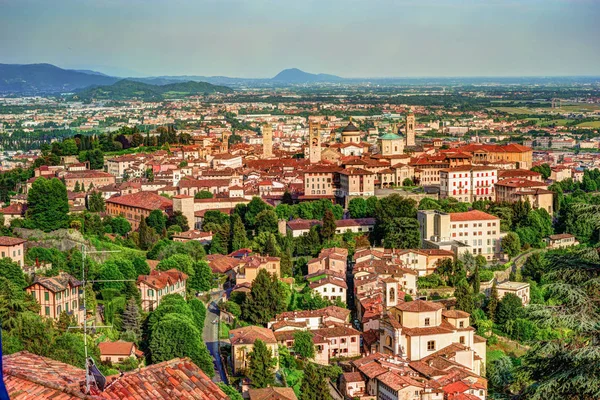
0, 69, 599, 400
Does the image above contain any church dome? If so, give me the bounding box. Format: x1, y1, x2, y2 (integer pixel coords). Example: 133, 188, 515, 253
342, 121, 360, 133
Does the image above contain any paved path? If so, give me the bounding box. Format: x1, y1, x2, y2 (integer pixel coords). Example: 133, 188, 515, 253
202, 292, 228, 384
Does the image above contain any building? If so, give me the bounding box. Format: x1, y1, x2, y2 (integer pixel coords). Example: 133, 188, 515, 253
98, 341, 142, 363
379, 300, 486, 374
303, 165, 338, 197
495, 178, 553, 214
405, 110, 416, 147
379, 133, 405, 156
248, 387, 298, 400
137, 269, 188, 311
440, 165, 498, 202
106, 191, 173, 230
308, 120, 322, 164
309, 275, 347, 304
262, 123, 273, 158
497, 281, 530, 306
0, 236, 26, 266
454, 143, 533, 169
26, 272, 84, 322
230, 326, 279, 374
418, 210, 502, 260
546, 233, 580, 249
307, 247, 348, 275
268, 306, 351, 331
340, 372, 367, 399
63, 170, 116, 192
236, 255, 281, 285
285, 218, 375, 237
339, 168, 375, 199
341, 120, 362, 144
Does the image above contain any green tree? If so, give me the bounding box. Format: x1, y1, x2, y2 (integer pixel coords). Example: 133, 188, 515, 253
139, 217, 158, 250
146, 210, 167, 233
522, 252, 547, 282
88, 191, 105, 212
26, 177, 69, 231
247, 339, 276, 388
167, 211, 189, 232
501, 232, 521, 259
230, 213, 248, 251
454, 279, 475, 314
299, 362, 330, 400
255, 209, 279, 235
496, 293, 523, 326
0, 258, 27, 289
189, 260, 213, 292
157, 253, 194, 275
402, 178, 414, 186
61, 139, 79, 156
321, 209, 336, 241
194, 190, 214, 199
217, 384, 243, 400
293, 330, 315, 360
110, 216, 131, 236
97, 261, 125, 291
74, 181, 81, 192
348, 198, 367, 218
381, 217, 420, 249
242, 269, 287, 325
121, 297, 141, 338
487, 281, 499, 322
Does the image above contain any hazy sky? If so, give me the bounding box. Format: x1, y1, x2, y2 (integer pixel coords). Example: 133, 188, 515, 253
1, 0, 599, 77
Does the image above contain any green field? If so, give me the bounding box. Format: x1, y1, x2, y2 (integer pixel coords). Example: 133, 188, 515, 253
576, 120, 600, 128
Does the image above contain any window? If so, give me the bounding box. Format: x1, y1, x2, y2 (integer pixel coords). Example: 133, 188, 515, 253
459, 321, 464, 328
351, 337, 356, 343
460, 336, 465, 344
45, 306, 50, 316
427, 341, 435, 351
424, 318, 430, 326
57, 305, 61, 314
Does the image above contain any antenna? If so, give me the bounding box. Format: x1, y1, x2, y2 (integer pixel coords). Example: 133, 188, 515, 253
67, 245, 134, 395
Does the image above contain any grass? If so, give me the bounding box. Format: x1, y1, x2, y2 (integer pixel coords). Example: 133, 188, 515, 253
488, 336, 528, 359
306, 274, 326, 282
577, 120, 600, 128
219, 322, 230, 340
283, 368, 304, 397
487, 349, 507, 363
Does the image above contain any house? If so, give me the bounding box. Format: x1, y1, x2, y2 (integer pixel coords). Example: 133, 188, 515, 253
172, 229, 213, 245
497, 281, 530, 306
307, 247, 348, 275
98, 341, 142, 363
440, 165, 498, 203
418, 210, 502, 260
338, 168, 375, 200
2, 351, 228, 399
63, 170, 116, 192
546, 233, 579, 249
309, 275, 347, 304
137, 269, 188, 311
25, 272, 84, 322
340, 371, 367, 399
235, 255, 281, 285
377, 371, 427, 400
0, 236, 26, 266
495, 178, 553, 214
268, 306, 351, 331
230, 326, 279, 375
0, 203, 24, 226
285, 218, 375, 237
248, 387, 298, 400
105, 191, 173, 230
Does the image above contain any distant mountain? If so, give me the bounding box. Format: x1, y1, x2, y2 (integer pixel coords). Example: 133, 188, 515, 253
0, 63, 118, 94
71, 79, 233, 101
71, 69, 110, 77
271, 68, 344, 83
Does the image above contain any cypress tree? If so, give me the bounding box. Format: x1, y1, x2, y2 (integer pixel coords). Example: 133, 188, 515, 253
488, 281, 499, 322
321, 209, 336, 241
247, 339, 276, 388
230, 214, 248, 251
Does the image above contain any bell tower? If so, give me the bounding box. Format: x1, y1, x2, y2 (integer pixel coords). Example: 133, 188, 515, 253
262, 123, 273, 158
405, 110, 415, 147
221, 131, 230, 153
309, 120, 321, 164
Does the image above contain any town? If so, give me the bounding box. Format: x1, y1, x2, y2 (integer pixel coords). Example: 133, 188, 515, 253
0, 72, 599, 400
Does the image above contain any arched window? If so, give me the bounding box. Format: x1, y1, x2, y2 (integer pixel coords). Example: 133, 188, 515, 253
389, 288, 395, 303
386, 336, 393, 347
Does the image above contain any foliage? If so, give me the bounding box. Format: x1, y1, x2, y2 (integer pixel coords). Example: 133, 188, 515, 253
293, 330, 316, 360
26, 177, 69, 231
242, 269, 287, 325
496, 293, 523, 326
299, 362, 330, 400
195, 190, 214, 199
247, 339, 276, 388
501, 232, 521, 259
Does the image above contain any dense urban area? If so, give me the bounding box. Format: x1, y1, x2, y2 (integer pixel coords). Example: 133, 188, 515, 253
1, 71, 600, 400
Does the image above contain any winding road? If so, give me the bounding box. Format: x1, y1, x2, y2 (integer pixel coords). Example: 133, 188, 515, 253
202, 292, 228, 384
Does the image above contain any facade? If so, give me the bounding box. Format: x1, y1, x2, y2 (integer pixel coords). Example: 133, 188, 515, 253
546, 233, 580, 249
379, 133, 405, 156
405, 111, 416, 147
98, 341, 141, 363
105, 191, 173, 230
63, 170, 116, 192
495, 178, 553, 214
26, 272, 84, 322
0, 236, 26, 266
309, 276, 347, 304
308, 120, 322, 164
303, 165, 338, 196
137, 269, 188, 312
230, 326, 279, 374
262, 123, 273, 158
440, 166, 498, 202
236, 255, 281, 285
497, 281, 531, 306
339, 168, 375, 198
341, 120, 362, 144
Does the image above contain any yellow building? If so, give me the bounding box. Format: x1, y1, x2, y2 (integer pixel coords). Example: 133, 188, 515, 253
230, 326, 279, 375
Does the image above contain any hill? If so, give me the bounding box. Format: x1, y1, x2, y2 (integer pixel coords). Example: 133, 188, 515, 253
71, 79, 233, 101
271, 68, 343, 83
0, 63, 118, 94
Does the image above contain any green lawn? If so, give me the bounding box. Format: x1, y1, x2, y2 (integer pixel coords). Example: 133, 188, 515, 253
576, 120, 600, 128
219, 322, 230, 340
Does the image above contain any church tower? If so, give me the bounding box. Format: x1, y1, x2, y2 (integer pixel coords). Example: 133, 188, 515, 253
221, 131, 230, 153
262, 123, 273, 158
405, 110, 415, 147
309, 120, 321, 164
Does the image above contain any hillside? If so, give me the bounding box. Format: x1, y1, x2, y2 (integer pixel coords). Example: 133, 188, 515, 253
0, 63, 118, 94
271, 68, 343, 83
71, 79, 234, 101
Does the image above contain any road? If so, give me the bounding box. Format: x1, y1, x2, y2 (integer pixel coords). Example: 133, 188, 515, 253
202, 292, 228, 384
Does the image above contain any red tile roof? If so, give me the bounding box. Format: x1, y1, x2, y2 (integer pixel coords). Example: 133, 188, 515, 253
137, 269, 188, 290
0, 236, 26, 246
106, 191, 172, 211
98, 341, 136, 357
449, 210, 499, 222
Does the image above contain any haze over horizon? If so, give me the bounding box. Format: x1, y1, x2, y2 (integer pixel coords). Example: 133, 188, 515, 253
1, 0, 599, 78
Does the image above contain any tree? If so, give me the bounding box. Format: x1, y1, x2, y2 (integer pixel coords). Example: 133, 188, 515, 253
402, 178, 414, 186
62, 139, 79, 156
242, 269, 287, 325
167, 211, 189, 232
139, 217, 158, 250
145, 168, 154, 182
496, 293, 523, 326
121, 297, 141, 338
282, 191, 294, 205
348, 198, 367, 219
381, 218, 420, 249
247, 339, 276, 388
74, 181, 81, 192
522, 252, 547, 282
157, 254, 194, 275
149, 313, 214, 377
293, 330, 315, 360
97, 261, 125, 291
110, 216, 131, 236
189, 260, 213, 292
230, 214, 248, 251
88, 191, 105, 212
487, 281, 499, 322
255, 209, 279, 235
194, 190, 213, 199
471, 263, 481, 294
454, 279, 475, 314
0, 258, 27, 289
26, 177, 69, 232
501, 232, 521, 259
217, 384, 243, 400
299, 362, 330, 400
146, 210, 167, 233
321, 209, 336, 241
79, 148, 104, 170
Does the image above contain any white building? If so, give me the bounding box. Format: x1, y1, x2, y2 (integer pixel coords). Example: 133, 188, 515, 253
440, 165, 498, 202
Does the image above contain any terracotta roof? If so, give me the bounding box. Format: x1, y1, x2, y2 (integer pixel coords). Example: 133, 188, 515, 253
342, 371, 364, 383
248, 387, 298, 400
449, 210, 499, 222
377, 371, 425, 391
548, 233, 576, 240
28, 272, 82, 293
98, 341, 136, 357
230, 326, 277, 345
106, 191, 172, 211
0, 236, 26, 246
395, 300, 443, 313
137, 269, 188, 290
442, 310, 470, 319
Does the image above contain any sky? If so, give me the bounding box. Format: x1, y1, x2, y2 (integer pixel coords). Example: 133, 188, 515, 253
1, 0, 599, 78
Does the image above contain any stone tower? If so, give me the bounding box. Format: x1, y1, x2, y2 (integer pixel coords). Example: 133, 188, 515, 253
262, 123, 273, 158
383, 277, 398, 309
172, 195, 195, 230
405, 110, 415, 147
309, 120, 321, 164
221, 131, 230, 153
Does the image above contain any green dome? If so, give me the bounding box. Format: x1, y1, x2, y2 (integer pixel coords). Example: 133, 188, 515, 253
379, 133, 402, 140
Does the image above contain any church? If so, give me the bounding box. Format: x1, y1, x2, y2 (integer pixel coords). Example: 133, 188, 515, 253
378, 110, 416, 156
